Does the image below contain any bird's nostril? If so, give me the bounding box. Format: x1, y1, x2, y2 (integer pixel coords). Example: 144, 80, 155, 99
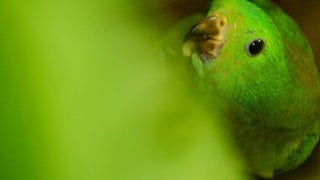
219, 19, 226, 27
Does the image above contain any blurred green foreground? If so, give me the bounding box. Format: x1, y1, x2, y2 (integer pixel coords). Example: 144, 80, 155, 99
0, 1, 248, 179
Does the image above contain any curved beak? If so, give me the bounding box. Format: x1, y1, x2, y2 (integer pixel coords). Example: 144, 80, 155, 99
182, 13, 228, 63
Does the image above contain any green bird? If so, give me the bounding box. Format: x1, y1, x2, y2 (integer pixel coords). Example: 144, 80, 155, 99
180, 0, 320, 178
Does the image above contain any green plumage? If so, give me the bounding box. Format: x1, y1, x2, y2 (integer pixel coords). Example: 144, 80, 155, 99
178, 0, 320, 177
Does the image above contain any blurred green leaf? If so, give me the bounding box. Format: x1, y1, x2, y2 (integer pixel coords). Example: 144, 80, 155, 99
0, 0, 248, 180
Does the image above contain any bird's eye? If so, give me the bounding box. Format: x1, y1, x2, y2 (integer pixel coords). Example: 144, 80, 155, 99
246, 39, 265, 56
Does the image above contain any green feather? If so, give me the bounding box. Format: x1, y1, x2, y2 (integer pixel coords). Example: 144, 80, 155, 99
179, 0, 320, 177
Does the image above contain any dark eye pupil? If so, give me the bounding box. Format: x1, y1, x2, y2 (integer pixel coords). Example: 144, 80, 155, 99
248, 39, 264, 56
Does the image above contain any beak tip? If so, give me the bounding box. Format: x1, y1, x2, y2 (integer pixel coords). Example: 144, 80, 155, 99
182, 41, 194, 57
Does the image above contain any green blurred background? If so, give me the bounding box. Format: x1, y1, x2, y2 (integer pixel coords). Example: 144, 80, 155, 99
0, 0, 319, 180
